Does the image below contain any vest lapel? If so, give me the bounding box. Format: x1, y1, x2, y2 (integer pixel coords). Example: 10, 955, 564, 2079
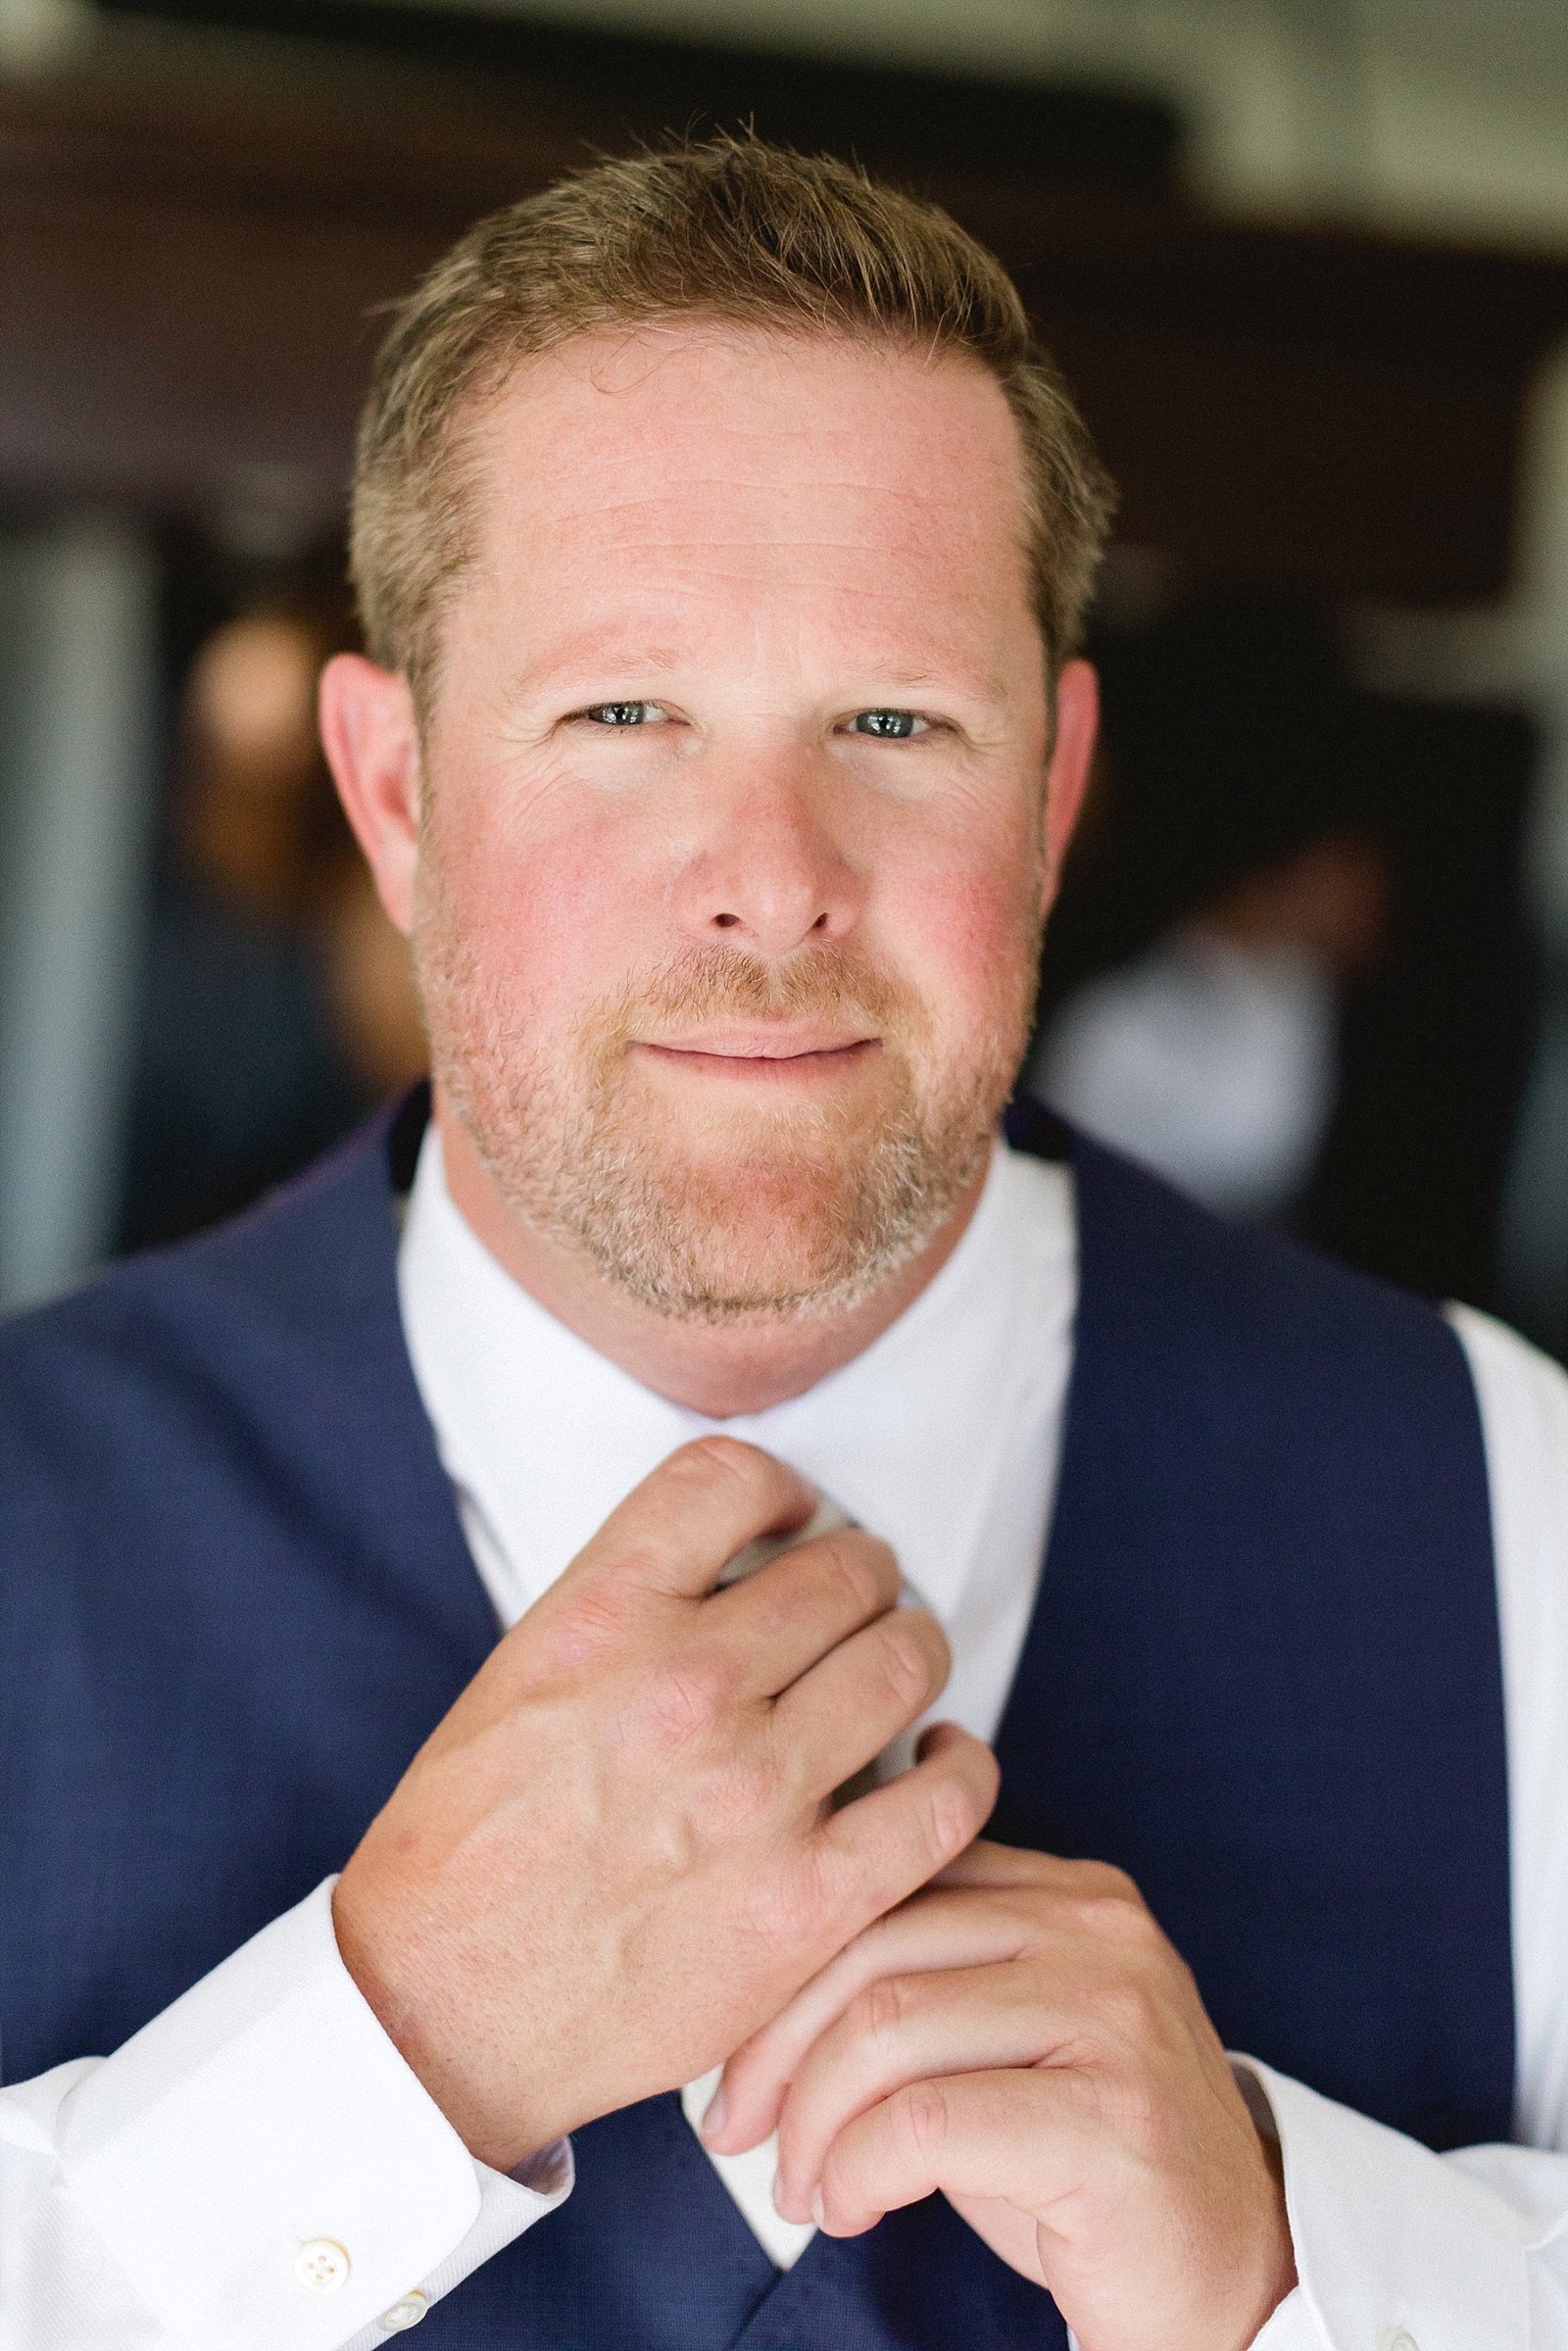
214, 1087, 503, 1684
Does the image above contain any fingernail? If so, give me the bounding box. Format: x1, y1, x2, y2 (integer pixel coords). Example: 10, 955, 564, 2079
701, 2085, 728, 2141
810, 2185, 825, 2226
771, 2167, 789, 2215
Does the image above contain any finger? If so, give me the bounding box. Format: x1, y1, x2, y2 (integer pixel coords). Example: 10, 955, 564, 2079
539, 1438, 817, 1616
928, 1837, 1053, 1889
774, 1961, 1063, 2221
703, 1527, 902, 1700
806, 1729, 999, 1974
930, 1837, 1141, 1905
770, 1606, 952, 1800
710, 1886, 1030, 2152
816, 2066, 1094, 2237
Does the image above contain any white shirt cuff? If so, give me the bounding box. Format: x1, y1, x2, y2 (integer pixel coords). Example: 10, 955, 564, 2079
5, 1879, 569, 2350
1234, 2055, 1536, 2350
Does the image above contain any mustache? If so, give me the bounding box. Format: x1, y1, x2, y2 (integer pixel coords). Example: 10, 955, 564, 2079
595, 943, 917, 1037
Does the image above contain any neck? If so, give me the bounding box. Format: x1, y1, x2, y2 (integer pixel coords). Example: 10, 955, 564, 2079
432, 1089, 990, 1417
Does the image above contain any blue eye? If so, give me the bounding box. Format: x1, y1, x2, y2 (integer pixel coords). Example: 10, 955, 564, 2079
850, 710, 924, 740
583, 701, 664, 726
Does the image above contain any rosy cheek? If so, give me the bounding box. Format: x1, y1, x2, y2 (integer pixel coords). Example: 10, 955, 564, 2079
432, 790, 654, 1030
885, 843, 1038, 1024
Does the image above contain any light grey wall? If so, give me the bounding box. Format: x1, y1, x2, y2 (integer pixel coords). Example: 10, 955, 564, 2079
0, 516, 160, 1310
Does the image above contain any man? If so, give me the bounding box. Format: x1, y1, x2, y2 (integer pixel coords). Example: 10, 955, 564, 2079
2, 135, 1565, 2351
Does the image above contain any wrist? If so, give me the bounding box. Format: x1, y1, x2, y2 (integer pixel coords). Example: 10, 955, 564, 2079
331, 1871, 537, 2173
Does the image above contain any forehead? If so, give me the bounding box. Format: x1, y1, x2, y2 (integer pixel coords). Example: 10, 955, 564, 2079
459, 324, 1036, 668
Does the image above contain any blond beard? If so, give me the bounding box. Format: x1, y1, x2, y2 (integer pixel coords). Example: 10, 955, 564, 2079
415, 899, 1041, 1326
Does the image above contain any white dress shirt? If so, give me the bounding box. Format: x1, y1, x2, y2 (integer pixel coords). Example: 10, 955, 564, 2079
5, 1128, 1568, 2350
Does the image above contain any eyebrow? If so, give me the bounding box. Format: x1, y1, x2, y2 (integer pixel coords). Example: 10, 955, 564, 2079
504, 638, 690, 699
874, 665, 1011, 706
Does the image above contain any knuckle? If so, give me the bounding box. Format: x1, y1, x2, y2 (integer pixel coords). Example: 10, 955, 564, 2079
922, 1774, 982, 1865
535, 1581, 632, 1671
892, 2078, 949, 2159
1069, 1891, 1133, 1942
877, 1620, 937, 1706
855, 1974, 912, 2049
634, 1655, 727, 1750
821, 1535, 885, 1619
610, 1539, 673, 1588
1090, 1970, 1164, 2048
669, 1434, 773, 1494
1082, 1861, 1143, 1907
1064, 1865, 1152, 1943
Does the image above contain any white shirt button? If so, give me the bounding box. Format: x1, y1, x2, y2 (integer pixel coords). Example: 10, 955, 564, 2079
378, 2291, 429, 2331
294, 2238, 351, 2293
1378, 2330, 1419, 2351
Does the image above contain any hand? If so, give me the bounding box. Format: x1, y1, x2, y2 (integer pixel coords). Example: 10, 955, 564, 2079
333, 1439, 998, 2171
707, 1832, 1297, 2351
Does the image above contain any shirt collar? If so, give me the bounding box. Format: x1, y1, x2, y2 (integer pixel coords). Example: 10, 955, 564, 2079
398, 1123, 1074, 1626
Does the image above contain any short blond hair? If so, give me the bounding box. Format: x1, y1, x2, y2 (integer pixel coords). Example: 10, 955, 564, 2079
351, 132, 1115, 711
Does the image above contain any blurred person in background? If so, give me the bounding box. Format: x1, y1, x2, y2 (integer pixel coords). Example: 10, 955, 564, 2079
3, 136, 1568, 2351
1029, 601, 1390, 1222
1029, 596, 1538, 1301
120, 577, 425, 1249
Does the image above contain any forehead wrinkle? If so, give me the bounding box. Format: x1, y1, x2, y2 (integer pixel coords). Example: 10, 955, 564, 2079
664, 570, 971, 612
530, 463, 1004, 508
879, 663, 1012, 704
516, 560, 983, 623
548, 457, 1001, 491
496, 513, 1011, 605
514, 520, 1010, 591
507, 637, 690, 693
555, 544, 965, 575
520, 502, 1000, 562
507, 408, 1012, 493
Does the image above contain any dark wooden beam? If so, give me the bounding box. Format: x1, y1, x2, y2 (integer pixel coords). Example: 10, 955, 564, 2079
0, 21, 1564, 600
960, 182, 1568, 599
97, 0, 1185, 201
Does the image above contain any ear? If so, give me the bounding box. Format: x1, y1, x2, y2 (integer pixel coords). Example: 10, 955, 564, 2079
1040, 658, 1099, 917
318, 653, 422, 937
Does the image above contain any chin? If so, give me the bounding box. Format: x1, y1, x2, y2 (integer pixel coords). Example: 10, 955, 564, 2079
439, 1014, 1006, 1325
568, 1127, 969, 1325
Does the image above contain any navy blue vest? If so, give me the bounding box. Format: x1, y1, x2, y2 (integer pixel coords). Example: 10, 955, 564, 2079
0, 1095, 1514, 2350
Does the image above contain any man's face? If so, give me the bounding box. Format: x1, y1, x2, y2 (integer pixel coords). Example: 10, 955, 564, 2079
392, 326, 1085, 1321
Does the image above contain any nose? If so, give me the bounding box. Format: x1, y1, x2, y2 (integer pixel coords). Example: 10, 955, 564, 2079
669, 756, 861, 957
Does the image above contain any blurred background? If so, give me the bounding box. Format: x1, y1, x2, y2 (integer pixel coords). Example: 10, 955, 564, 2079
1, 0, 1566, 1345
